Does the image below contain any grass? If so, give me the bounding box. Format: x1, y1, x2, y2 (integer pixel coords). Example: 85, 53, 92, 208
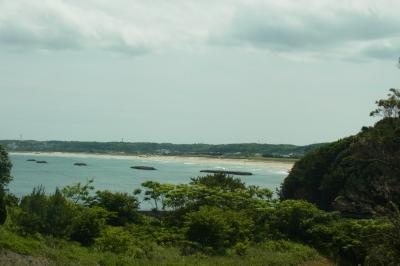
0, 226, 331, 266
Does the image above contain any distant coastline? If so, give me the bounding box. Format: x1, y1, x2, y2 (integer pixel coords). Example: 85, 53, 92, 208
10, 151, 294, 170
1, 140, 326, 161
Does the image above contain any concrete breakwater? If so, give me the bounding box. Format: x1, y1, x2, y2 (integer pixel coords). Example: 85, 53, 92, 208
200, 170, 253, 176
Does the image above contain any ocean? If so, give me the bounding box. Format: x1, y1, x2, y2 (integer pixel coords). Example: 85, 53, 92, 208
8, 153, 290, 209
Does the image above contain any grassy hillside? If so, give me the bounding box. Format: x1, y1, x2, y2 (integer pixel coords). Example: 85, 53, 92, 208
0, 226, 330, 266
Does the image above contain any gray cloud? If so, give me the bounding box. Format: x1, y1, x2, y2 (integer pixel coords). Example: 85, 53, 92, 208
0, 0, 399, 60
360, 41, 400, 60
0, 1, 161, 55
230, 12, 395, 48
0, 17, 83, 51
210, 2, 400, 60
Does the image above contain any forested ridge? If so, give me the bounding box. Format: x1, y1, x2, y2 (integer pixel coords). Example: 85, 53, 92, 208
0, 140, 326, 159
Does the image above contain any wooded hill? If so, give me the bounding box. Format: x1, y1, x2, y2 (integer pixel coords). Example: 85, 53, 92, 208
281, 89, 400, 216
0, 140, 326, 158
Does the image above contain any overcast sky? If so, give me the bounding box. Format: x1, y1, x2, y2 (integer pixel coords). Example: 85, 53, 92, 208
1, 0, 399, 145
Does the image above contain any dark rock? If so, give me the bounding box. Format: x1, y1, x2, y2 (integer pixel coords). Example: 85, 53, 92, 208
74, 163, 87, 166
36, 161, 48, 164
200, 170, 253, 176
131, 166, 156, 170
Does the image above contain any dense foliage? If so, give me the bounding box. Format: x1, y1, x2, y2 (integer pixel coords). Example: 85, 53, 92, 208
0, 145, 12, 224
280, 136, 355, 211
281, 90, 400, 216
0, 188, 6, 225
282, 117, 400, 215
0, 172, 397, 265
93, 190, 140, 226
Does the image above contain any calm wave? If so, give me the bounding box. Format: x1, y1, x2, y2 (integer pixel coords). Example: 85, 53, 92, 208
8, 153, 289, 208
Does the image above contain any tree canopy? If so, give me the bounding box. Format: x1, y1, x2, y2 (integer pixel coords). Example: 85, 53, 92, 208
0, 145, 12, 224
370, 88, 400, 118
281, 89, 400, 215
0, 145, 12, 188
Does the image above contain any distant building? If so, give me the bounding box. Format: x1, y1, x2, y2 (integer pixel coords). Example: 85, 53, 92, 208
7, 142, 18, 150
157, 149, 171, 155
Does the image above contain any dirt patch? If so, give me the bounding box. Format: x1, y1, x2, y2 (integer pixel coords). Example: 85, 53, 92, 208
0, 249, 52, 266
300, 258, 335, 266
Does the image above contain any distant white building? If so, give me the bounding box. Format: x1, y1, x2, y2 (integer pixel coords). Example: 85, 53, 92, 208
157, 149, 171, 155
7, 142, 18, 149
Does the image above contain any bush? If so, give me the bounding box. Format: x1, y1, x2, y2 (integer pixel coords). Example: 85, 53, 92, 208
95, 226, 157, 258
190, 173, 246, 191
13, 186, 49, 234
183, 206, 254, 253
232, 241, 249, 256
0, 145, 12, 187
308, 218, 393, 265
13, 187, 76, 238
0, 188, 6, 225
94, 191, 140, 226
95, 227, 131, 254
269, 200, 332, 242
70, 206, 109, 246
45, 189, 76, 237
364, 244, 400, 266
0, 145, 12, 224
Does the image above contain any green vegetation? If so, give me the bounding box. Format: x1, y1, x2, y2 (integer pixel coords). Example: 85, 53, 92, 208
0, 167, 398, 265
281, 89, 400, 215
1, 168, 332, 265
0, 144, 12, 224
1, 90, 400, 265
0, 226, 327, 266
280, 89, 400, 264
0, 139, 326, 159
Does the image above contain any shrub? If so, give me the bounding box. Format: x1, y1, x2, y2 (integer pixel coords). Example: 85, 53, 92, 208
95, 226, 131, 254
232, 241, 249, 256
364, 244, 400, 266
190, 173, 246, 191
13, 186, 49, 234
94, 191, 140, 226
0, 188, 6, 225
13, 187, 75, 238
269, 200, 332, 241
183, 206, 254, 253
0, 145, 12, 224
0, 145, 12, 187
308, 218, 393, 265
45, 189, 75, 237
70, 206, 109, 246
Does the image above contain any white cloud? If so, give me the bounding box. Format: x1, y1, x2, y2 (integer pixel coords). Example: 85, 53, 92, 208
0, 0, 399, 60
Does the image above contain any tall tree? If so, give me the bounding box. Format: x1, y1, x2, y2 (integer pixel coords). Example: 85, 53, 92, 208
0, 145, 12, 224
370, 88, 400, 118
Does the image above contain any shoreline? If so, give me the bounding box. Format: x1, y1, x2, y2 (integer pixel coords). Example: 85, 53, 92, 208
10, 151, 294, 170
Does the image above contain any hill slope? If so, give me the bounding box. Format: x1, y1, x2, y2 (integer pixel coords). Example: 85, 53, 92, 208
281, 118, 400, 215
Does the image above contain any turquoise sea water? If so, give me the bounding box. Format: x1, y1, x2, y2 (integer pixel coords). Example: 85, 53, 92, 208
8, 153, 289, 209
